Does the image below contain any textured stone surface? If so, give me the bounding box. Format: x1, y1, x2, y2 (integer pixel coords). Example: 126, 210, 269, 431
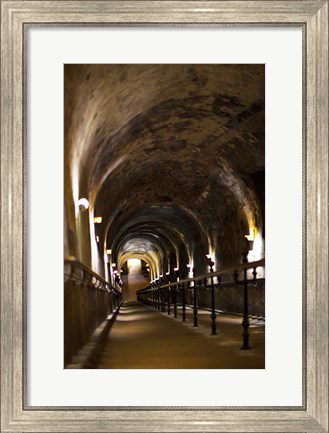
64, 64, 265, 275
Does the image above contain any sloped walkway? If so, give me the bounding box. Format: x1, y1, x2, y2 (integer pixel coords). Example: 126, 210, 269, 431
96, 301, 265, 369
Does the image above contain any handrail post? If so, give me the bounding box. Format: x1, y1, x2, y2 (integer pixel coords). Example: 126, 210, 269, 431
241, 262, 250, 350
161, 286, 165, 313
182, 281, 186, 321
193, 268, 198, 327
174, 284, 177, 318
208, 258, 217, 335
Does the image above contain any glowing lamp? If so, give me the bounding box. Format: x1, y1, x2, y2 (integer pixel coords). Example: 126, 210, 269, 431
206, 255, 214, 272
94, 216, 102, 223
244, 235, 254, 251
77, 198, 89, 211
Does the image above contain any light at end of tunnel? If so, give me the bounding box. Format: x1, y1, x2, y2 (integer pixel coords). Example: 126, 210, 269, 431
106, 249, 112, 255
94, 216, 103, 224
77, 198, 89, 211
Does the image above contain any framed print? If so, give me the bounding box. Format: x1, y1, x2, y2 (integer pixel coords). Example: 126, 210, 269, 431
1, 1, 328, 432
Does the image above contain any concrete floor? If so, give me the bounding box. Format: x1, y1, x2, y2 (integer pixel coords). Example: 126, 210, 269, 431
96, 301, 265, 369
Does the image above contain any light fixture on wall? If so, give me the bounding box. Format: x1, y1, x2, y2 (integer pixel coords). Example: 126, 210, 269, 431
106, 249, 112, 255
206, 254, 214, 272
244, 234, 254, 251
94, 216, 102, 223
77, 198, 89, 211
112, 263, 116, 268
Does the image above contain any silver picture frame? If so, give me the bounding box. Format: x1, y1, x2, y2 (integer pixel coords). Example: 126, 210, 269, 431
1, 1, 328, 432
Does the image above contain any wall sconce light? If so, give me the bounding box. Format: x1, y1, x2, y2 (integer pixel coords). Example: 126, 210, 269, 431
77, 198, 89, 211
244, 235, 254, 251
94, 216, 102, 224
111, 263, 116, 268
206, 254, 214, 272
106, 249, 112, 255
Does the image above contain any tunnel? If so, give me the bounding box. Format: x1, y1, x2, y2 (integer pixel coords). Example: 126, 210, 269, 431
64, 64, 265, 369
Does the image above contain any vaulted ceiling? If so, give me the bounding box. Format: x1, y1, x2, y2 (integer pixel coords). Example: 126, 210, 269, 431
65, 64, 265, 275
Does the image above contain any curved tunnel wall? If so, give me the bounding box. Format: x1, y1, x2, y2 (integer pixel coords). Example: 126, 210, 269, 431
64, 64, 265, 290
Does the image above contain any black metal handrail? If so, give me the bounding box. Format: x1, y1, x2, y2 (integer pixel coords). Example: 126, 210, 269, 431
64, 256, 122, 296
136, 259, 265, 350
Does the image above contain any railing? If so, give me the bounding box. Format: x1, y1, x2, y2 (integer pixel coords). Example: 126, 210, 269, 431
137, 259, 265, 350
64, 257, 123, 366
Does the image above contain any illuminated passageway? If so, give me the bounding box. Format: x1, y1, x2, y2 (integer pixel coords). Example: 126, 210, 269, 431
64, 64, 265, 369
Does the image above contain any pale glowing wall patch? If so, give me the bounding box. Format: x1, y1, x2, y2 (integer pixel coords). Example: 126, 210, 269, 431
104, 249, 109, 281
248, 230, 264, 263
89, 207, 102, 275
127, 258, 142, 274
72, 164, 80, 217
